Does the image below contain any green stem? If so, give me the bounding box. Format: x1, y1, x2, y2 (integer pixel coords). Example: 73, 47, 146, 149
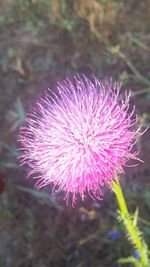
112, 177, 149, 267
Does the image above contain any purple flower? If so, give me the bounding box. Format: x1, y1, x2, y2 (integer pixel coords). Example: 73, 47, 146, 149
107, 229, 121, 240
18, 75, 142, 205
134, 249, 140, 260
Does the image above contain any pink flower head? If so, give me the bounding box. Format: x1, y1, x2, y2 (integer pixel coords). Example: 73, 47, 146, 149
18, 75, 141, 205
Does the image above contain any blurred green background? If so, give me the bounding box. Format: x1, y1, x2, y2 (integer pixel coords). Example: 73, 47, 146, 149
0, 1, 150, 266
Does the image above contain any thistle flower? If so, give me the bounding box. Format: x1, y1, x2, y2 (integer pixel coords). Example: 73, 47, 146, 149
18, 75, 141, 205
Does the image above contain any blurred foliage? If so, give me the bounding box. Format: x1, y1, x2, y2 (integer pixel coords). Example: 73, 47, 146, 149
0, 143, 19, 169
6, 97, 25, 132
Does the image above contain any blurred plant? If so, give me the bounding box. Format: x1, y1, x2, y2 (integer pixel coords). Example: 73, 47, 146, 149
108, 45, 150, 87
0, 189, 12, 219
0, 0, 52, 31
0, 47, 15, 72
0, 143, 19, 169
126, 33, 149, 52
143, 191, 150, 210
0, 174, 6, 194
2, 143, 19, 158
25, 208, 35, 240
31, 51, 55, 71
79, 207, 97, 221
17, 186, 63, 211
7, 97, 25, 132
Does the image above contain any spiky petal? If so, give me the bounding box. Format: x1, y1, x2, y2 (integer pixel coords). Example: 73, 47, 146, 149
18, 75, 141, 205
